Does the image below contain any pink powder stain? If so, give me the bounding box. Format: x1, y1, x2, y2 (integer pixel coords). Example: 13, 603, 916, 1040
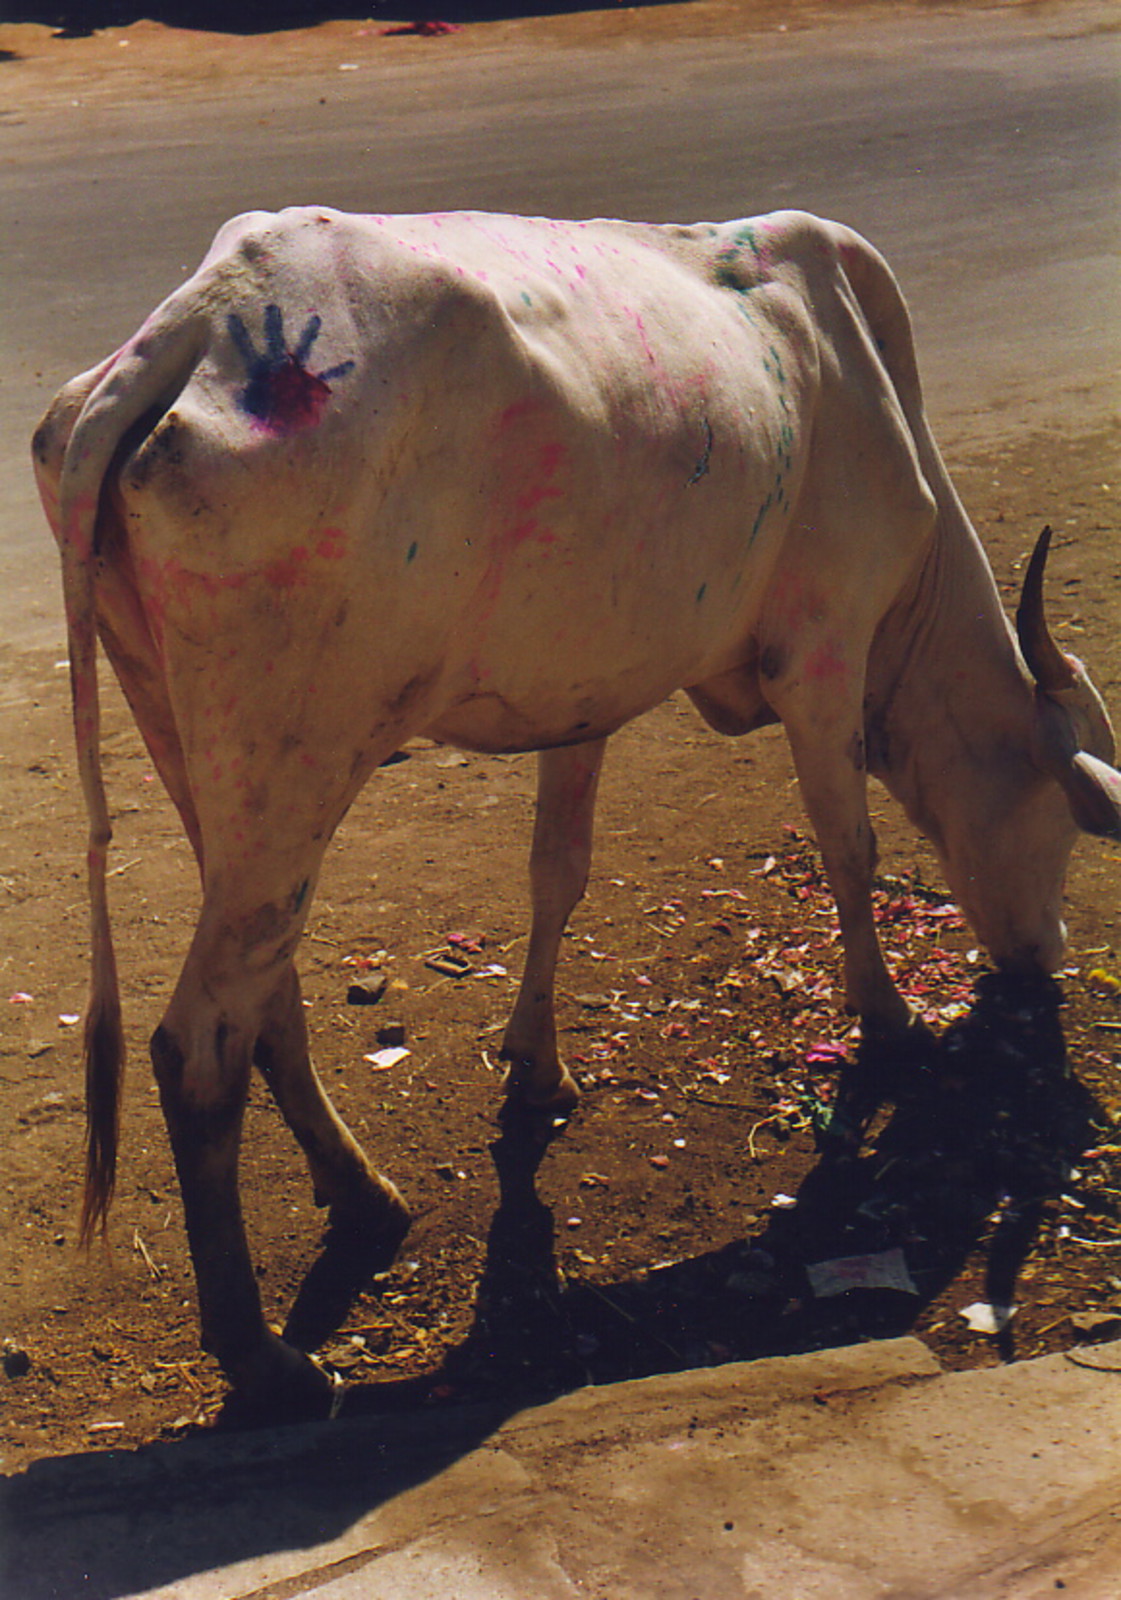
769, 570, 824, 634
476, 398, 575, 622
466, 652, 490, 688
627, 309, 659, 370
753, 219, 778, 269
64, 493, 98, 563
501, 516, 558, 558
513, 444, 567, 518
838, 241, 863, 274
804, 640, 847, 684
475, 439, 569, 622
136, 525, 349, 622
496, 396, 543, 434
315, 526, 348, 559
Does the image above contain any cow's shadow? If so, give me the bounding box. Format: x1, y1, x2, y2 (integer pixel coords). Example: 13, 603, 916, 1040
225, 970, 1100, 1417
339, 971, 1099, 1406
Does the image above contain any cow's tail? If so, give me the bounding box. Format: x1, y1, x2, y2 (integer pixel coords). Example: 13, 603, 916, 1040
46, 309, 207, 1242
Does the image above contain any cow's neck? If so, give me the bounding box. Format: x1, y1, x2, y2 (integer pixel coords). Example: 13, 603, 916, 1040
867, 476, 1034, 846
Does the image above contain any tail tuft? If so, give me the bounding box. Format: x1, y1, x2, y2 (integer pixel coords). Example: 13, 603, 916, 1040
79, 986, 125, 1245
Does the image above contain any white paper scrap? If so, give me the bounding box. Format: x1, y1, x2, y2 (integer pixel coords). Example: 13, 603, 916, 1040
806, 1246, 919, 1299
960, 1301, 1017, 1334
363, 1047, 411, 1071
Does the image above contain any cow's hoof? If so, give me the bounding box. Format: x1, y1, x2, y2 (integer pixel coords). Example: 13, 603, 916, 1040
326, 1173, 411, 1266
860, 1006, 935, 1060
501, 1054, 581, 1114
230, 1330, 343, 1424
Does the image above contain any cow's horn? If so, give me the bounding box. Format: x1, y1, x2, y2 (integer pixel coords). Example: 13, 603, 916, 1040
1016, 525, 1075, 693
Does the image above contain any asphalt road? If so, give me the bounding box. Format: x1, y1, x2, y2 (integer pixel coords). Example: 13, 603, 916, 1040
1, 0, 1117, 648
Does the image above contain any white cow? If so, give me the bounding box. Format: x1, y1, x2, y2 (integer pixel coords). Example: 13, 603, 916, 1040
33, 207, 1121, 1414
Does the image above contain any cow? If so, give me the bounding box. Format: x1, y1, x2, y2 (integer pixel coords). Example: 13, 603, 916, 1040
33, 206, 1121, 1416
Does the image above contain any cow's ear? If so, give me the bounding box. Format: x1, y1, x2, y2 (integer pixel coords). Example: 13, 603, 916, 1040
1061, 751, 1121, 839
1033, 696, 1121, 838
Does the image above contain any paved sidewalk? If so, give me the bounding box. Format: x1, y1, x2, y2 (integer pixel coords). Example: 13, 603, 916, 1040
3, 1336, 1120, 1599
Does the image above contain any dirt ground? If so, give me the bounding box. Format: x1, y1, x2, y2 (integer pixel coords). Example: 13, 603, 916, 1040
2, 9, 1120, 1476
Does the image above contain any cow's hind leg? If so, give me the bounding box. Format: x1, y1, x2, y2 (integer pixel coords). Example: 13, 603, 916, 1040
152, 900, 338, 1417
253, 964, 410, 1256
501, 738, 607, 1109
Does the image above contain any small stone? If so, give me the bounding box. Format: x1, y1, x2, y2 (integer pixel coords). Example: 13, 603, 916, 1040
1071, 1310, 1121, 1342
347, 972, 388, 1006
2, 1341, 31, 1379
425, 954, 473, 978
375, 1021, 407, 1048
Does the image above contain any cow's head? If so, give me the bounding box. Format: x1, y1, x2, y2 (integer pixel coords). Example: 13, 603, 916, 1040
931, 527, 1121, 978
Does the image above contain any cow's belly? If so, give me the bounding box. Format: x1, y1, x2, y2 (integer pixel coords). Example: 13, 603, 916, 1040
423, 666, 684, 754
421, 561, 764, 754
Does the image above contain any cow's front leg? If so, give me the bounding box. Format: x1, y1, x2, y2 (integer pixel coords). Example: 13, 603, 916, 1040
775, 688, 916, 1040
501, 737, 607, 1108
254, 964, 410, 1256
152, 935, 335, 1417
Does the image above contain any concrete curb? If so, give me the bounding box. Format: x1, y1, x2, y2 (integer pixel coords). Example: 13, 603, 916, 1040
3, 1337, 1120, 1598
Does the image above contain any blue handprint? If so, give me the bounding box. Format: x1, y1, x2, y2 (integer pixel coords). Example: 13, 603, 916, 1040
228, 305, 355, 433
